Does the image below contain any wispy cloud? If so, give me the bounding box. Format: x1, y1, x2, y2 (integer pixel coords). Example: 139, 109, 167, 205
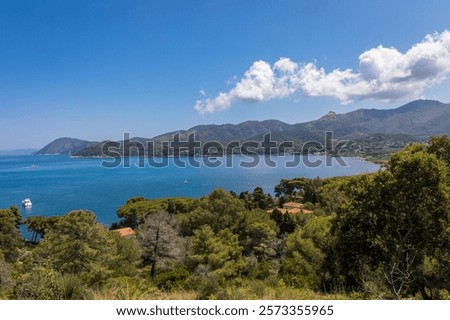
195, 30, 450, 115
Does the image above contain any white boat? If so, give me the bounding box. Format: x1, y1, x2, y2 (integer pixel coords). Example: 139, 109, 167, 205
22, 198, 32, 207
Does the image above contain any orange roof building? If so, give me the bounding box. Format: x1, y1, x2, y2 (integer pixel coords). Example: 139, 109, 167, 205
113, 227, 136, 238
283, 202, 302, 209
268, 201, 314, 215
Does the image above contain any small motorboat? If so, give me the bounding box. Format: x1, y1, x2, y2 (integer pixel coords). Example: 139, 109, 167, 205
22, 198, 32, 207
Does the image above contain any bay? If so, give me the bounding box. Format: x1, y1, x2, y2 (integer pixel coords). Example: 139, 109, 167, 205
0, 155, 378, 225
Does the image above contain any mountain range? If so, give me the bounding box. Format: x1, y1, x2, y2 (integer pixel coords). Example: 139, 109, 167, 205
35, 99, 450, 158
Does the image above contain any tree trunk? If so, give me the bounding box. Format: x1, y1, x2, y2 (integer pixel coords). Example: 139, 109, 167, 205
150, 226, 160, 280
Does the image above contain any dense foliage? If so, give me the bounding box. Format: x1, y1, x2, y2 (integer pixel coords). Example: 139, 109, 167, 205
1, 136, 450, 299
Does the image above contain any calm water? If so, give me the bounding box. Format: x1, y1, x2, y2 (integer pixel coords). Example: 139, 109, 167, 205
0, 155, 378, 225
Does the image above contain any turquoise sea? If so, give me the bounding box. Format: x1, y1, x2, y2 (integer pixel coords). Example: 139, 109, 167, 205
0, 155, 379, 225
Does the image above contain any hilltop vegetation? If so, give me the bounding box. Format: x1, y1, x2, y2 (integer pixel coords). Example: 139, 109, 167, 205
34, 137, 91, 155
2, 136, 450, 299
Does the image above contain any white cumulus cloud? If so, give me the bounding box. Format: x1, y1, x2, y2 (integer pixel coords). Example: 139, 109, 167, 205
195, 30, 450, 114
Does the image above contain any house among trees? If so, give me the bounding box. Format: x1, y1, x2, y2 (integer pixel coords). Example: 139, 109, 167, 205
113, 227, 136, 238
268, 202, 314, 215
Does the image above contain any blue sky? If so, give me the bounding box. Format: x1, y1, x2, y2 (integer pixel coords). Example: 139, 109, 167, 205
1, 0, 450, 149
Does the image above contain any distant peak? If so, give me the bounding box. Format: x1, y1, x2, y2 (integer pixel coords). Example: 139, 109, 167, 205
319, 110, 338, 121
412, 99, 442, 103
397, 99, 445, 112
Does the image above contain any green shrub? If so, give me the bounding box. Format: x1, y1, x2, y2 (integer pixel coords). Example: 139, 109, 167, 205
154, 268, 190, 291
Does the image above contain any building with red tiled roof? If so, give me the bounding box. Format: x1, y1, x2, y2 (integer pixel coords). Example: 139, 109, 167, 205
113, 227, 136, 238
268, 202, 314, 215
283, 202, 302, 209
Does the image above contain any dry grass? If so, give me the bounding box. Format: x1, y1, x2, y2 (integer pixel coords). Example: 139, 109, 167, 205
87, 277, 352, 300
212, 281, 351, 300
87, 277, 197, 300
